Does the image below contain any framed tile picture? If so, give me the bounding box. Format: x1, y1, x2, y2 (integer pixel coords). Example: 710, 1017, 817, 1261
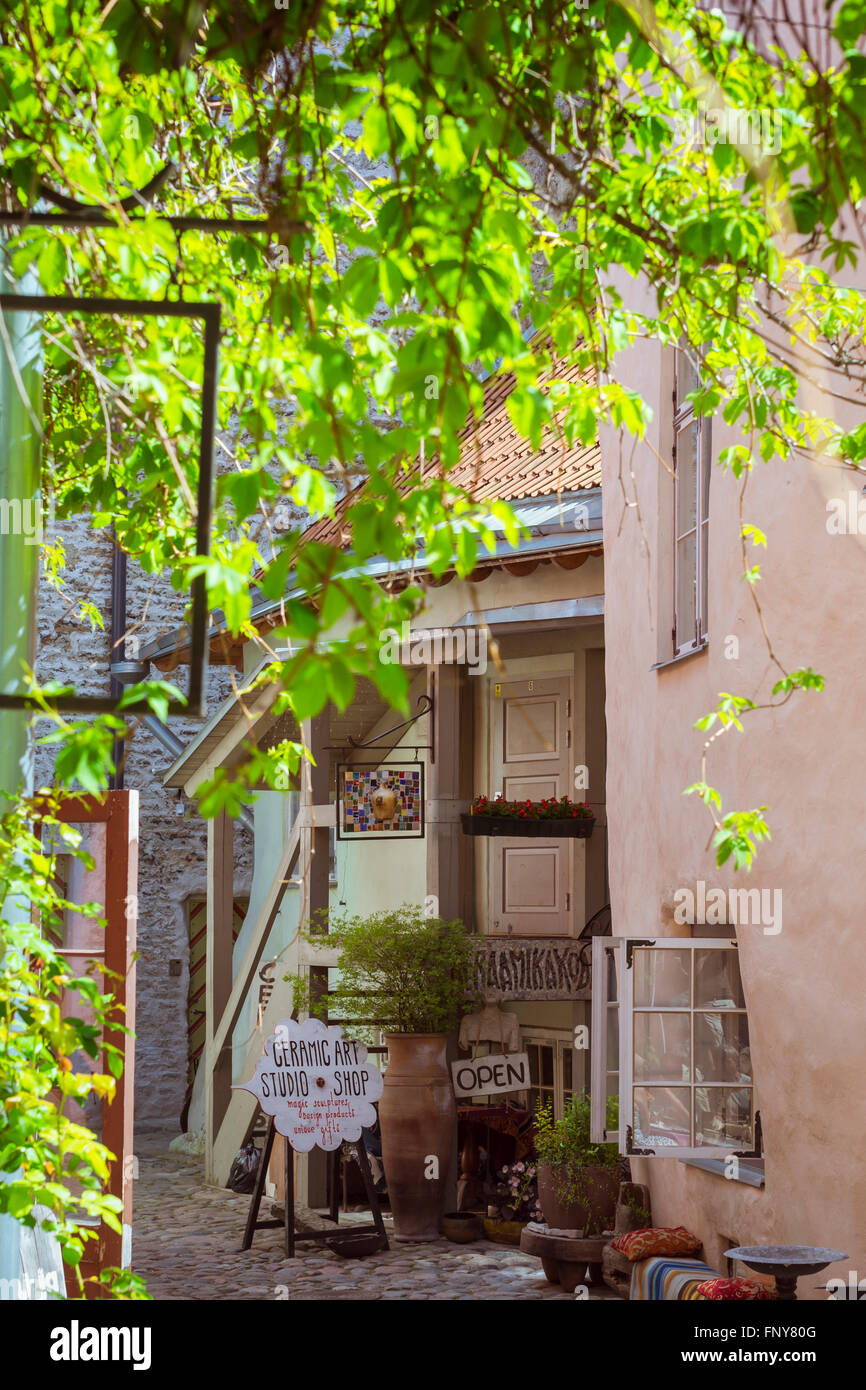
336, 762, 425, 841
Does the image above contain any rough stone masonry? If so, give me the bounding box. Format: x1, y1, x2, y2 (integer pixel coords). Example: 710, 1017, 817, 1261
33, 512, 253, 1133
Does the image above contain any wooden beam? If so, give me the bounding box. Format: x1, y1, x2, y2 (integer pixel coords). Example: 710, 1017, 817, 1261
306, 713, 331, 936
205, 811, 304, 1180
103, 792, 138, 1271
205, 811, 234, 1180
53, 792, 139, 1286
208, 813, 303, 1081
182, 685, 278, 797
425, 664, 473, 1212
585, 648, 608, 923
296, 714, 331, 1208
426, 664, 474, 924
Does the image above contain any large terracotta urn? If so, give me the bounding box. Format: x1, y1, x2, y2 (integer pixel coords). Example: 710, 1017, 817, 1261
379, 1033, 456, 1242
537, 1163, 619, 1235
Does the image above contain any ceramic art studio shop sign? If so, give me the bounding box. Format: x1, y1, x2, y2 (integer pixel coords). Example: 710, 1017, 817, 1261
236, 1017, 383, 1151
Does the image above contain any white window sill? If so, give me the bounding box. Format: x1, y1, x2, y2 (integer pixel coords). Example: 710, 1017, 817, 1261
651, 638, 709, 672
680, 1157, 764, 1188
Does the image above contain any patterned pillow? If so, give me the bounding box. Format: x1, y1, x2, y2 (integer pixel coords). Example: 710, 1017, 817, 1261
609, 1226, 702, 1261
695, 1277, 774, 1301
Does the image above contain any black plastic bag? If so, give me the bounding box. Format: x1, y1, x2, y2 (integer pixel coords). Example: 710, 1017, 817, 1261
227, 1140, 261, 1193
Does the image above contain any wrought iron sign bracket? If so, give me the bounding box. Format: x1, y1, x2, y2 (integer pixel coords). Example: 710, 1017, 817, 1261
327, 692, 435, 762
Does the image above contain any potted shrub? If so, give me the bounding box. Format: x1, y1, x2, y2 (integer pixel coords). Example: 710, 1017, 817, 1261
533, 1091, 621, 1235
462, 795, 595, 838
294, 905, 477, 1243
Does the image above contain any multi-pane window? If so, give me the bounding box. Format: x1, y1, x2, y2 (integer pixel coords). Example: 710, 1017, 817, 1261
524, 1033, 574, 1120
591, 938, 759, 1161
673, 349, 711, 654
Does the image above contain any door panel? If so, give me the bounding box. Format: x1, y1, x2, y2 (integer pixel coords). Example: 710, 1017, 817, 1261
504, 772, 559, 801
502, 846, 562, 912
489, 675, 572, 936
505, 696, 560, 761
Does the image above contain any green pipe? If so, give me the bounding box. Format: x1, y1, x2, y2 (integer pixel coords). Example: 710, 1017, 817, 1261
0, 270, 42, 1295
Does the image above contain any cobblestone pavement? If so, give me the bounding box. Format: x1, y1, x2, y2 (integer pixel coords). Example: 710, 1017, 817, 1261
132, 1131, 619, 1302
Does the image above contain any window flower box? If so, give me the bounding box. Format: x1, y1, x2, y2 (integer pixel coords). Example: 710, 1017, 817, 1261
461, 796, 595, 839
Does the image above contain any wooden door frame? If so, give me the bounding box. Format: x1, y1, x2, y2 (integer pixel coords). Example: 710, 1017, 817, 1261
54, 792, 138, 1290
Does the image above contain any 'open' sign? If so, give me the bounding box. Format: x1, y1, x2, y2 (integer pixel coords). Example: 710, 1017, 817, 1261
451, 1051, 530, 1099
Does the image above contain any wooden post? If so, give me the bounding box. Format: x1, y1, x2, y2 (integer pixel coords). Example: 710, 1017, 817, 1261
296, 712, 331, 1209
206, 810, 234, 1182
102, 792, 138, 1274
585, 648, 608, 920
426, 665, 474, 925
52, 793, 138, 1291
425, 664, 473, 1210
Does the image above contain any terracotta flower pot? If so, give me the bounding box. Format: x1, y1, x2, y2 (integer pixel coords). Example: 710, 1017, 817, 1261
379, 1033, 456, 1243
537, 1163, 619, 1235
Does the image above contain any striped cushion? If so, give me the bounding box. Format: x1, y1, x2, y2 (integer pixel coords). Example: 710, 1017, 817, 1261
629, 1256, 718, 1301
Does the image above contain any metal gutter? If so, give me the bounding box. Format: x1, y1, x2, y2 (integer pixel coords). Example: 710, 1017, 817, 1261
141, 488, 603, 667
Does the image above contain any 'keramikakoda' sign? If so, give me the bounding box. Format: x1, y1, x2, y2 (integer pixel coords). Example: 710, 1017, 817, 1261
235, 1017, 383, 1151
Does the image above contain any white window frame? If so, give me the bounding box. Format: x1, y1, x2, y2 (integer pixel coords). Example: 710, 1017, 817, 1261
591, 936, 760, 1161
521, 1028, 574, 1121
590, 937, 620, 1144
673, 349, 711, 656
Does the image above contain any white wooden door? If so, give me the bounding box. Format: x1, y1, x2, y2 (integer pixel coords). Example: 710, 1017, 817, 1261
489, 675, 572, 936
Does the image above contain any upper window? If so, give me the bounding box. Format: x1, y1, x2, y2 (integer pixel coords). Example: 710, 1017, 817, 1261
591, 937, 760, 1161
673, 348, 711, 655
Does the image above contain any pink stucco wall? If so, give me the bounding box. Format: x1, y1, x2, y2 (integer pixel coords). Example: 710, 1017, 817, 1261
599, 307, 866, 1296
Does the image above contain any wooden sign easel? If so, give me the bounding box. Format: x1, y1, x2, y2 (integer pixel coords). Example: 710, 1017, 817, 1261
241, 1115, 389, 1257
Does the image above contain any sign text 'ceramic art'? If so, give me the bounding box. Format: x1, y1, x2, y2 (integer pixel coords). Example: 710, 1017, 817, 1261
235, 1017, 383, 1151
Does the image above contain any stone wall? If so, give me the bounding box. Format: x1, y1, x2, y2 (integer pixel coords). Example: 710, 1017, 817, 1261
34, 515, 253, 1132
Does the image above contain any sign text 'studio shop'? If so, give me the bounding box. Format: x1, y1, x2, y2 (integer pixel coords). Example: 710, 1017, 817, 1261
236, 1017, 383, 1152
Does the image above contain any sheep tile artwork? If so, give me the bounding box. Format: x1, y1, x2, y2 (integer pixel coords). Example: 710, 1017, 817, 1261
336, 763, 424, 839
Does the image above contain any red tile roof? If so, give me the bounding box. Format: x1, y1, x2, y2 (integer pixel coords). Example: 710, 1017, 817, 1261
305, 357, 600, 547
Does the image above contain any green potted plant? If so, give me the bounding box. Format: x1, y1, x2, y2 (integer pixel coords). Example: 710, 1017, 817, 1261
462, 795, 595, 838
533, 1091, 621, 1235
293, 904, 477, 1243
